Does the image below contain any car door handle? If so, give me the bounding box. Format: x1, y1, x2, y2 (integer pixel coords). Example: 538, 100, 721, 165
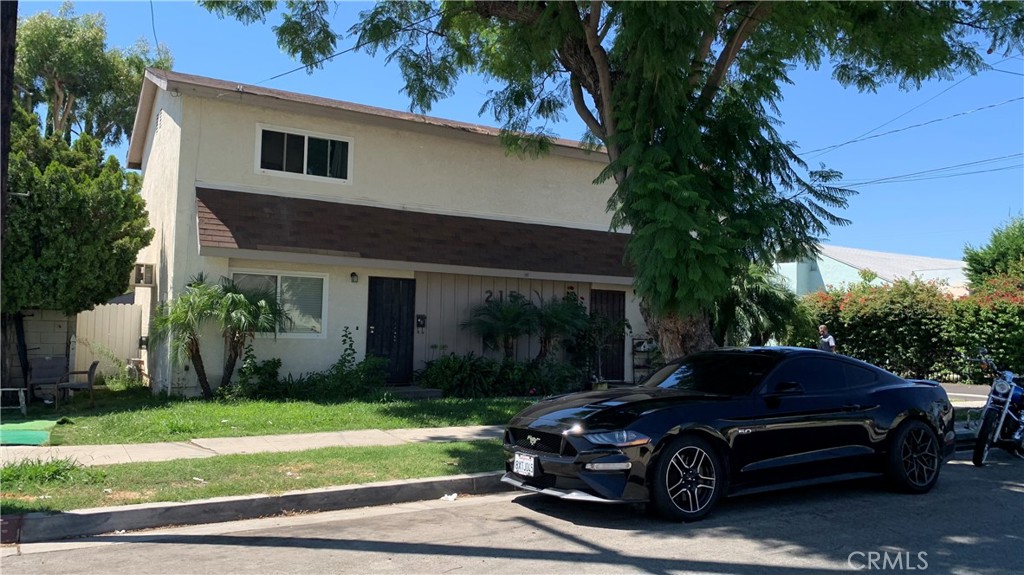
842, 404, 862, 411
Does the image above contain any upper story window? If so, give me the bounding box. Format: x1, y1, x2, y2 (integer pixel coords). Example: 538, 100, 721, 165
257, 125, 351, 182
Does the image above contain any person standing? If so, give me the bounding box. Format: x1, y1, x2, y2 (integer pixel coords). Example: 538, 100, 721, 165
818, 324, 836, 353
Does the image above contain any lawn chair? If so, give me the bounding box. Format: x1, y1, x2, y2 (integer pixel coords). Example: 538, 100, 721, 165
27, 356, 68, 404
57, 360, 100, 408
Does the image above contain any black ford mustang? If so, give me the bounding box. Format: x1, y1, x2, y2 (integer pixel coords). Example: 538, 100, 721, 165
502, 347, 956, 521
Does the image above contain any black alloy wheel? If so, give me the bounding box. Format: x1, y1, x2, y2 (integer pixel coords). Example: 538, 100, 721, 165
887, 420, 941, 493
651, 435, 725, 522
972, 409, 1000, 467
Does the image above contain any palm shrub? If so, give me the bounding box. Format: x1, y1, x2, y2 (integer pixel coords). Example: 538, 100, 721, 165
462, 292, 538, 359
531, 292, 589, 362
216, 278, 288, 390
712, 263, 804, 346
151, 275, 221, 398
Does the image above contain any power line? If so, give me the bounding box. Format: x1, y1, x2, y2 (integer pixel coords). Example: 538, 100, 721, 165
991, 68, 1024, 77
845, 164, 1022, 187
840, 153, 1023, 188
808, 57, 1016, 159
253, 11, 442, 86
149, 0, 159, 48
804, 97, 1024, 155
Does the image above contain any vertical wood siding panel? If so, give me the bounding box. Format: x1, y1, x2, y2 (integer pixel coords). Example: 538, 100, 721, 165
463, 274, 483, 354
426, 273, 444, 357
413, 272, 429, 369
441, 273, 458, 353
453, 274, 470, 354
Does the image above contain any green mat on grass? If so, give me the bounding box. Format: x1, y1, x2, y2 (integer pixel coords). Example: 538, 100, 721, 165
0, 420, 57, 446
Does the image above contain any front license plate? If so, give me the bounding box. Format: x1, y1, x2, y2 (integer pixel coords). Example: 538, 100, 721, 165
513, 452, 536, 477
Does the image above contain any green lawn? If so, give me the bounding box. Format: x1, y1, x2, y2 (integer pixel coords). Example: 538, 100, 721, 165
5, 387, 533, 445
0, 439, 504, 514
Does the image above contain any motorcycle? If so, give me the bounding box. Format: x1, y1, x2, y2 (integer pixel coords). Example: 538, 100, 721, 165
972, 348, 1024, 466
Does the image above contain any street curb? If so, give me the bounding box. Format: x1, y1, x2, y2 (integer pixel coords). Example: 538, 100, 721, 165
16, 471, 510, 544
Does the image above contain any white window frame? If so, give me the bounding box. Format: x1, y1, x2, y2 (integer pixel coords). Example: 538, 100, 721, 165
230, 268, 329, 340
254, 123, 354, 185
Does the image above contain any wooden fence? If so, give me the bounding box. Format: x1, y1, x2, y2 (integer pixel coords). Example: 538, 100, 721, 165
75, 304, 143, 376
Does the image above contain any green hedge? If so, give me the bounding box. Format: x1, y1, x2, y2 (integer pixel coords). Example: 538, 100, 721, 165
799, 276, 1024, 381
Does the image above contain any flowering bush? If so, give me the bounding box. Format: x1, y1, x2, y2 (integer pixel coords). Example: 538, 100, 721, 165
799, 275, 1023, 380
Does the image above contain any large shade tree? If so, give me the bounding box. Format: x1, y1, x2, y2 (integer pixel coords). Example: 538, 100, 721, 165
963, 215, 1024, 286
15, 2, 172, 145
204, 1, 1024, 357
3, 4, 171, 385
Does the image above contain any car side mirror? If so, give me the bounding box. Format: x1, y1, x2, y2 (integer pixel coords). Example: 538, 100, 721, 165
769, 381, 804, 396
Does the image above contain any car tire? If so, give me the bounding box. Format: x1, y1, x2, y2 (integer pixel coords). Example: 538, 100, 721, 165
887, 420, 941, 494
650, 435, 726, 522
972, 409, 999, 467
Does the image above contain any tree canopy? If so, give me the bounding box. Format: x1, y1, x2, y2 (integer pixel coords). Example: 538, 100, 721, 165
2, 100, 154, 316
203, 0, 1024, 355
15, 1, 172, 146
964, 215, 1024, 286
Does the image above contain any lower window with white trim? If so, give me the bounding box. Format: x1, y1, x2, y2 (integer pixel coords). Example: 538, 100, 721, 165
232, 272, 326, 336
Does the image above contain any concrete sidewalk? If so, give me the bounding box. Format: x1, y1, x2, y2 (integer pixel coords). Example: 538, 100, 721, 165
1, 425, 504, 467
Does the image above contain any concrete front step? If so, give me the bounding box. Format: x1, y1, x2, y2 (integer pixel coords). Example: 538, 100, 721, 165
386, 386, 443, 400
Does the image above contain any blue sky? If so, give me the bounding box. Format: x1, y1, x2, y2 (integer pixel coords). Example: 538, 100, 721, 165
19, 1, 1024, 261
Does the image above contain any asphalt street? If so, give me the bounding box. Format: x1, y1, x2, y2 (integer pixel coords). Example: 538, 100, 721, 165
3, 452, 1021, 575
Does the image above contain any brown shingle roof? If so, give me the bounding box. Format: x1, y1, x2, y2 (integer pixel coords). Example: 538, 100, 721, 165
197, 188, 632, 278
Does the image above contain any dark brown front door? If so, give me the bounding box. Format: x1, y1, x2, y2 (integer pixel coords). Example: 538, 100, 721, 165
590, 289, 626, 381
367, 277, 415, 384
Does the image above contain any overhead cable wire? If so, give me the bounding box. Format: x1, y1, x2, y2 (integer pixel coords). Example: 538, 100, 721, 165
839, 153, 1023, 188
842, 153, 1022, 185
808, 57, 1015, 159
804, 97, 1024, 156
149, 0, 160, 48
844, 164, 1022, 187
253, 11, 442, 86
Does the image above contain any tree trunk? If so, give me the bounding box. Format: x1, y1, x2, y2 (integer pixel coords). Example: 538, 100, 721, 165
221, 339, 241, 390
1, 1, 17, 261
187, 340, 214, 399
643, 308, 718, 360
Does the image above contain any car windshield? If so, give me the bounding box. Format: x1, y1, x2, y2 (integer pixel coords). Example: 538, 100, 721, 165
642, 352, 781, 396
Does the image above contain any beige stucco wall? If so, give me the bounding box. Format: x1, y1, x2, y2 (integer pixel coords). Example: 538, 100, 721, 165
186, 95, 618, 230
133, 88, 185, 393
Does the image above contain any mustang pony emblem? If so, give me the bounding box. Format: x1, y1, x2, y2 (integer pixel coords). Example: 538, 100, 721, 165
527, 435, 541, 446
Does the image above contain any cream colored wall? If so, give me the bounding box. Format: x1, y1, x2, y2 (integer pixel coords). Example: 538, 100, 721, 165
188, 96, 617, 230
135, 89, 185, 394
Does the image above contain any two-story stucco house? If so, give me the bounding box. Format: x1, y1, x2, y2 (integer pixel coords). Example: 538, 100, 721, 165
126, 69, 646, 396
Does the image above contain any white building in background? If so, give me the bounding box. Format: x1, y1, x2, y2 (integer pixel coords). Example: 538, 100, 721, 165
775, 244, 969, 297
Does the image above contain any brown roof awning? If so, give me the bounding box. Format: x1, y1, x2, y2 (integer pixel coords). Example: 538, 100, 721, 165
196, 188, 632, 278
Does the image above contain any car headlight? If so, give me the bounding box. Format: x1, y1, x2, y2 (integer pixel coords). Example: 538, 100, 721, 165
583, 430, 651, 447
993, 380, 1012, 395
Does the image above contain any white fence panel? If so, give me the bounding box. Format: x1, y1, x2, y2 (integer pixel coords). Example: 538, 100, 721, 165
75, 304, 143, 376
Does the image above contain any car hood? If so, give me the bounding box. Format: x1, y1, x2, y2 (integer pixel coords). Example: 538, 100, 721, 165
509, 387, 728, 431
